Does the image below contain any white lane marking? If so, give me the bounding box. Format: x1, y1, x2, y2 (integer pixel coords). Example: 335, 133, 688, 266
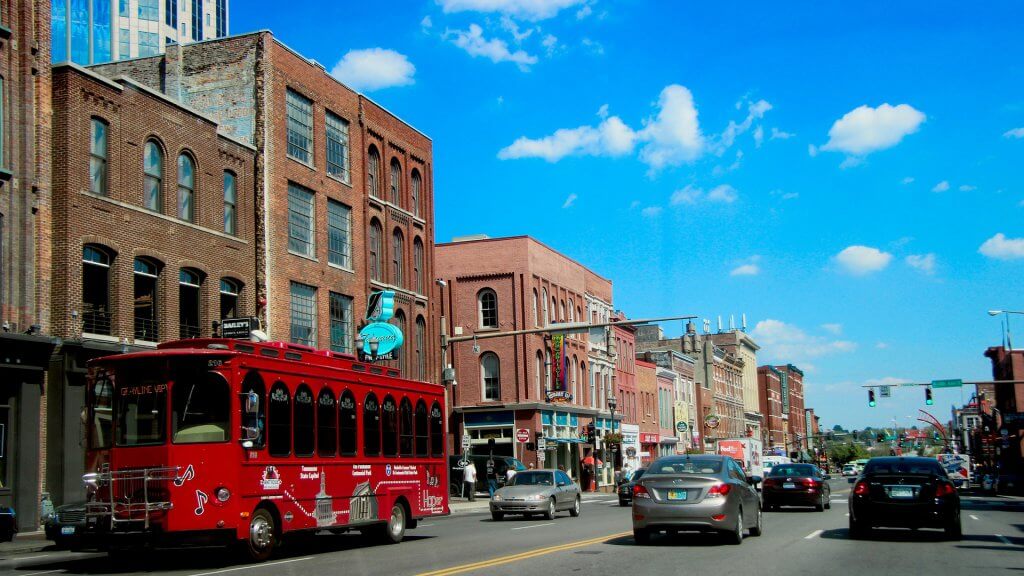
188, 556, 313, 576
13, 556, 52, 562
830, 499, 848, 504
995, 534, 1012, 546
970, 515, 979, 521
23, 571, 64, 576
418, 523, 435, 527
511, 522, 556, 531
805, 530, 824, 540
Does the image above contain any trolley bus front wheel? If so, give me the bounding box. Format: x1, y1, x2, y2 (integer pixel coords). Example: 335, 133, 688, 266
245, 508, 278, 562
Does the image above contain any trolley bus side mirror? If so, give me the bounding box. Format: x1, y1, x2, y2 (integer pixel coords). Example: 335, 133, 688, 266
242, 392, 259, 415
240, 426, 260, 447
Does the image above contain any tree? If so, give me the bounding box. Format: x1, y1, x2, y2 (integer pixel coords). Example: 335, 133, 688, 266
832, 424, 845, 432
827, 442, 869, 465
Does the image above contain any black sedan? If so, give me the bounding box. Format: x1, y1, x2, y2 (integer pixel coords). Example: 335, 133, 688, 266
44, 501, 87, 549
618, 468, 648, 506
761, 463, 830, 511
849, 457, 961, 540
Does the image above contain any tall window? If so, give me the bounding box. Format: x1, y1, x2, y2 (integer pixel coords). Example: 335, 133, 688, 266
381, 395, 398, 457
191, 0, 203, 41
339, 390, 357, 456
90, 118, 108, 195
223, 171, 237, 235
327, 199, 351, 268
392, 229, 404, 287
289, 281, 316, 346
219, 278, 240, 320
399, 398, 413, 457
138, 0, 158, 21
545, 349, 552, 391
430, 402, 443, 457
325, 112, 350, 182
286, 89, 313, 164
215, 0, 227, 36
534, 351, 543, 399
541, 288, 549, 326
287, 182, 315, 257
118, 28, 130, 59
138, 31, 159, 57
369, 219, 383, 281
481, 353, 500, 401
415, 400, 428, 456
268, 382, 291, 457
329, 292, 353, 354
177, 154, 195, 221
532, 289, 539, 327
53, 1, 68, 62
178, 268, 202, 338
389, 158, 401, 205
392, 311, 407, 372
293, 385, 314, 457
133, 258, 160, 341
317, 388, 336, 457
413, 238, 424, 294
411, 170, 422, 217
478, 289, 498, 328
144, 141, 163, 211
165, 0, 178, 27
367, 146, 380, 198
415, 316, 426, 381
82, 245, 113, 335
568, 298, 574, 323
93, 0, 111, 63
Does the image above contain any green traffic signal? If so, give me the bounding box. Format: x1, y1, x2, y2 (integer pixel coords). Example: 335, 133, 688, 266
868, 390, 876, 407
925, 387, 934, 405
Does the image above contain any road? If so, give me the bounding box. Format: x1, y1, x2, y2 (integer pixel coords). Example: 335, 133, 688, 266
1, 480, 1021, 576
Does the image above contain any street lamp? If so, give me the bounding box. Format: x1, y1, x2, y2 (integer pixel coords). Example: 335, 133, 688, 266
607, 395, 617, 483
988, 309, 1024, 350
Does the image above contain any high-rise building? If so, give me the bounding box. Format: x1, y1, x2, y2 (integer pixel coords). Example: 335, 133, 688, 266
52, 0, 229, 65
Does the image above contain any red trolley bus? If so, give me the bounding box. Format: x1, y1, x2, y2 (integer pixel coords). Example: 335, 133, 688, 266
81, 337, 449, 561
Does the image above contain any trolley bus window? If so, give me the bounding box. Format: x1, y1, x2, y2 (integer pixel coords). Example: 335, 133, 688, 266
241, 372, 266, 449
382, 395, 398, 457
400, 398, 414, 457
115, 364, 169, 446
172, 369, 230, 444
430, 402, 443, 457
364, 393, 380, 456
268, 382, 291, 457
339, 390, 357, 456
294, 385, 315, 457
415, 400, 428, 457
88, 369, 115, 449
317, 388, 337, 457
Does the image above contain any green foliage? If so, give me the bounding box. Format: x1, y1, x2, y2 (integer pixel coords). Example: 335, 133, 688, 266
827, 442, 869, 465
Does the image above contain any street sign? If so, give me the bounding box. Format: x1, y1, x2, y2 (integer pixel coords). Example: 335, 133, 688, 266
461, 434, 471, 449
516, 428, 530, 443
537, 437, 547, 451
931, 378, 963, 389
880, 385, 891, 398
675, 421, 688, 432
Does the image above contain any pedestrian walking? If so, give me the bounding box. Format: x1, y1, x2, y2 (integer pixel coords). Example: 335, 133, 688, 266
486, 457, 497, 497
463, 460, 477, 501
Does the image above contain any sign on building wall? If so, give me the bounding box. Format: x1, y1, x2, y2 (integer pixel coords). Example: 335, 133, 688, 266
551, 334, 567, 391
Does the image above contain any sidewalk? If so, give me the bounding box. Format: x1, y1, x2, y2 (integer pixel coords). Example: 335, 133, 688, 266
0, 531, 54, 558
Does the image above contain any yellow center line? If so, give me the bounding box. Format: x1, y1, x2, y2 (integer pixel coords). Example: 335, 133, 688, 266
416, 531, 631, 576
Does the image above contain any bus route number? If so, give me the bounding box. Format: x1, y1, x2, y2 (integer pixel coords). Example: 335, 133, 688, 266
208, 359, 224, 368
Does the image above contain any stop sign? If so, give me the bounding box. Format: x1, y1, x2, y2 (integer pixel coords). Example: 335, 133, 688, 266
516, 428, 530, 443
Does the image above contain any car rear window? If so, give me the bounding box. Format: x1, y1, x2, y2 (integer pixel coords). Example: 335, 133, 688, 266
769, 464, 817, 477
864, 461, 945, 476
650, 458, 722, 475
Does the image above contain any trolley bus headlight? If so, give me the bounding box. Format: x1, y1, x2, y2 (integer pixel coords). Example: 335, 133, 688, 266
216, 487, 231, 502
83, 473, 99, 489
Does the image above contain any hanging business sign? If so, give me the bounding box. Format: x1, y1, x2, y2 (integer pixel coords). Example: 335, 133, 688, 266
675, 421, 688, 433
546, 390, 573, 403
704, 414, 721, 429
220, 316, 259, 339
357, 321, 404, 359
551, 334, 567, 391
365, 290, 395, 322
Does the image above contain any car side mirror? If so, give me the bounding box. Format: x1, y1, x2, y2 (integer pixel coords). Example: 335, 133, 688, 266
242, 391, 259, 415
747, 475, 762, 485
557, 481, 567, 487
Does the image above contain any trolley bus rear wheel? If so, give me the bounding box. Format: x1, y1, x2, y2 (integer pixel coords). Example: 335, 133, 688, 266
245, 508, 277, 562
377, 502, 407, 544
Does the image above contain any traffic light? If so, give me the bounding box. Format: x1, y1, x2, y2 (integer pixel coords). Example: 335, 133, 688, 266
868, 390, 876, 407
925, 387, 934, 405
586, 422, 596, 443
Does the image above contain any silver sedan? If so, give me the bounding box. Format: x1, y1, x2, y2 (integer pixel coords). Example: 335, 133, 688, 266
490, 469, 582, 520
632, 455, 763, 544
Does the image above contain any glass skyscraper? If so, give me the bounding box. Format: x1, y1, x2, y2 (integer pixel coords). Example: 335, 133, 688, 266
51, 0, 229, 65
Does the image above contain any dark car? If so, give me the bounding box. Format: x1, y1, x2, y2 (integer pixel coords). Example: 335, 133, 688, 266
448, 455, 527, 496
44, 501, 87, 549
0, 507, 15, 543
849, 457, 961, 540
618, 468, 648, 506
762, 463, 831, 511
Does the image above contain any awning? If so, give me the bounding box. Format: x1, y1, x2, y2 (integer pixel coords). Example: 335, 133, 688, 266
660, 437, 679, 445
544, 437, 587, 444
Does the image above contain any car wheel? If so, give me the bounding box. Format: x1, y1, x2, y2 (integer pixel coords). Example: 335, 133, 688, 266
543, 498, 556, 520
619, 499, 628, 507
945, 511, 962, 541
569, 496, 581, 517
244, 508, 277, 562
376, 502, 407, 544
815, 494, 825, 512
491, 511, 504, 521
749, 506, 763, 537
633, 528, 650, 545
825, 491, 831, 510
724, 507, 744, 545
848, 516, 867, 539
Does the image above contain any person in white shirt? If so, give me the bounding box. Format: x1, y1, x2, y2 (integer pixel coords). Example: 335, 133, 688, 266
463, 460, 477, 501
506, 466, 517, 484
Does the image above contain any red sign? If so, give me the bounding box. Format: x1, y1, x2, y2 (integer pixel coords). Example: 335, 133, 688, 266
516, 428, 530, 443
640, 433, 659, 444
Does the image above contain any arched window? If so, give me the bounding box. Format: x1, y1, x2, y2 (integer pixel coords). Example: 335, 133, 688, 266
268, 381, 291, 457
133, 257, 161, 341
534, 351, 543, 399
223, 171, 237, 235
532, 289, 539, 327
560, 300, 566, 323
415, 316, 426, 381
392, 229, 404, 287
390, 158, 402, 205
178, 268, 203, 338
541, 288, 549, 326
413, 238, 425, 294
369, 219, 383, 281
411, 169, 422, 217
90, 118, 108, 196
571, 354, 578, 400
552, 296, 558, 322
363, 393, 380, 456
481, 352, 500, 401
415, 400, 428, 457
579, 360, 587, 408
430, 402, 443, 457
367, 146, 381, 199
478, 289, 498, 328
399, 398, 413, 457
294, 384, 314, 457
82, 245, 113, 335
144, 140, 163, 211
381, 395, 398, 457
545, 349, 552, 391
317, 388, 337, 457
177, 153, 195, 221
339, 390, 357, 456
220, 278, 241, 320
567, 298, 574, 323
392, 311, 407, 372
241, 371, 266, 449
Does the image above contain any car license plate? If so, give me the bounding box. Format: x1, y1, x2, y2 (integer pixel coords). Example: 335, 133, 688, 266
61, 526, 76, 535
783, 482, 796, 489
667, 490, 687, 500
889, 486, 914, 498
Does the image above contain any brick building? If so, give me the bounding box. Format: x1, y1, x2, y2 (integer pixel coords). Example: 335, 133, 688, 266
758, 365, 785, 451
636, 360, 659, 465
46, 62, 257, 502
709, 329, 761, 440
638, 349, 697, 451
91, 31, 438, 382
656, 368, 676, 458
0, 0, 58, 531
611, 313, 639, 470
434, 235, 618, 488
983, 346, 1024, 484
775, 364, 806, 456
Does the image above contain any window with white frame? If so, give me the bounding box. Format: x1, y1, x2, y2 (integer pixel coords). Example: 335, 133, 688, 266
481, 352, 500, 401
478, 289, 498, 328
177, 153, 195, 221
90, 118, 108, 195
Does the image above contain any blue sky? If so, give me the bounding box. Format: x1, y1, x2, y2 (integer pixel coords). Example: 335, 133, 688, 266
232, 0, 1024, 429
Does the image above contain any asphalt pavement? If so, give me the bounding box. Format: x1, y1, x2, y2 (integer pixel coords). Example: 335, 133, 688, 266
1, 480, 1021, 576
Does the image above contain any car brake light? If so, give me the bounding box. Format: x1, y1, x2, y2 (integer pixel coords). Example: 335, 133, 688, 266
934, 482, 956, 497
761, 478, 776, 488
853, 481, 869, 496
633, 484, 651, 499
706, 483, 731, 497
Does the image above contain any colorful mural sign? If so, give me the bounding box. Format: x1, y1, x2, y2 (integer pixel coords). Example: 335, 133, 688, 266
551, 334, 567, 391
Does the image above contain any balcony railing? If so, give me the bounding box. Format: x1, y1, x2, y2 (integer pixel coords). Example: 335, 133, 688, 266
179, 323, 201, 339
134, 317, 159, 341
82, 309, 112, 335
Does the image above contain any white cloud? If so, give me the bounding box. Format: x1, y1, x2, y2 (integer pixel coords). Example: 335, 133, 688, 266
959, 184, 976, 192
901, 176, 915, 185
497, 114, 635, 161
638, 85, 704, 169
576, 3, 592, 18
839, 156, 864, 169
707, 184, 738, 203
835, 245, 893, 275
542, 34, 559, 55
671, 184, 738, 205
596, 104, 609, 119
754, 125, 765, 148
562, 193, 577, 208
330, 48, 416, 91
875, 342, 889, 349
905, 253, 936, 274
865, 376, 910, 387
819, 103, 926, 157
931, 180, 950, 192
979, 233, 1024, 260
436, 0, 586, 20
717, 99, 772, 152
730, 264, 760, 276
821, 323, 843, 335
1004, 127, 1024, 139
629, 200, 641, 209
581, 37, 604, 55
670, 185, 702, 205
770, 127, 794, 140
500, 15, 535, 43
421, 15, 433, 29
446, 24, 538, 70
641, 206, 662, 218
752, 319, 857, 365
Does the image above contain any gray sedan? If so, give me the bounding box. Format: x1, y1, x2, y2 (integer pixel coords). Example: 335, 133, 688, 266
632, 455, 763, 544
490, 469, 582, 521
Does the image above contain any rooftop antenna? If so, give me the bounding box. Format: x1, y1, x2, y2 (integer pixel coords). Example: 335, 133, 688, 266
717, 316, 723, 333
729, 315, 735, 331
702, 319, 711, 334
741, 314, 747, 332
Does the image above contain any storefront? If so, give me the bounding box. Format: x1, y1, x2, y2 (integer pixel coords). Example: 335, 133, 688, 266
461, 410, 516, 458
640, 433, 659, 466
541, 410, 586, 482
660, 435, 679, 457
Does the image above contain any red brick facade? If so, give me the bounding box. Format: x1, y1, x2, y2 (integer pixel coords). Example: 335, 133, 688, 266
758, 365, 785, 449
612, 315, 638, 425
